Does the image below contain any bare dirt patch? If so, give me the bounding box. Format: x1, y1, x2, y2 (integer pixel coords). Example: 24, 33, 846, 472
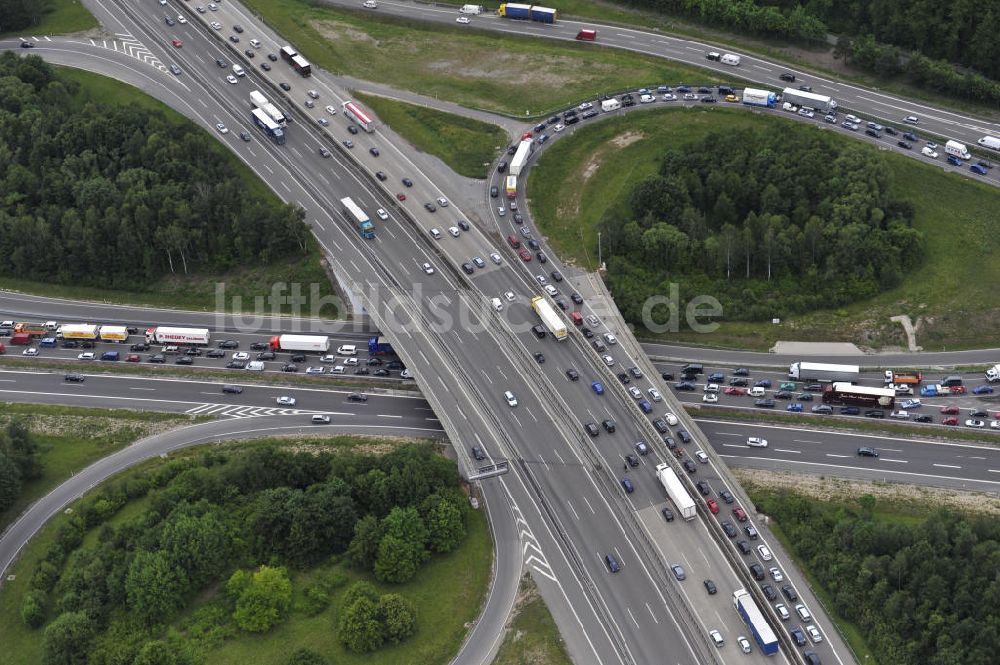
736, 468, 1000, 516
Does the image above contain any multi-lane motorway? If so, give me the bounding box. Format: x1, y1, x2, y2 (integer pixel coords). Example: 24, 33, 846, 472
4, 1, 1000, 664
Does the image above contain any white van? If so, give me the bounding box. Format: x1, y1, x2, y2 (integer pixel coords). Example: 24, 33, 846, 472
337, 344, 357, 355
232, 64, 245, 77
245, 361, 265, 371
748, 386, 766, 397
491, 297, 503, 312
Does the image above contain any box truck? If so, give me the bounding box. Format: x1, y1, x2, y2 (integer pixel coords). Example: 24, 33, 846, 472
945, 140, 970, 159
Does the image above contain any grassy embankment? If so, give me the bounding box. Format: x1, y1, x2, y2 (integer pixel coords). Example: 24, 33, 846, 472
528, 106, 1000, 351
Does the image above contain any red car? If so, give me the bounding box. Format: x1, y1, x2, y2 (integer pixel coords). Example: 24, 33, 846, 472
171, 38, 182, 48
942, 416, 958, 426
396, 193, 406, 201
518, 248, 531, 262
126, 354, 141, 362
673, 448, 684, 459
724, 386, 746, 396
508, 234, 521, 249
948, 386, 966, 394
940, 405, 959, 414
732, 506, 747, 522
707, 499, 719, 514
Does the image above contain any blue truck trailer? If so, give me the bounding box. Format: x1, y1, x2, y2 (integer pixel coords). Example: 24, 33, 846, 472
369, 335, 394, 355
734, 589, 779, 655
498, 3, 557, 23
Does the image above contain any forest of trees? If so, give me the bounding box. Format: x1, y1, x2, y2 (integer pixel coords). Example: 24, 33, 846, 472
602, 125, 923, 324
0, 53, 309, 289
618, 0, 1000, 104
0, 419, 40, 514
20, 444, 470, 664
0, 0, 53, 33
757, 493, 1000, 665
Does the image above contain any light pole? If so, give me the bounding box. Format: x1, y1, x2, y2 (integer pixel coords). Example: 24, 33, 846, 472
597, 231, 602, 270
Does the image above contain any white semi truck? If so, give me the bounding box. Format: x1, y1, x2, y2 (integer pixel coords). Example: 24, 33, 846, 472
655, 463, 696, 520
530, 296, 567, 341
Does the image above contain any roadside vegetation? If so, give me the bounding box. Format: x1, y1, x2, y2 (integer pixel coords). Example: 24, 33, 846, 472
528, 107, 1000, 350
747, 489, 1000, 665
493, 575, 574, 665
0, 55, 338, 317
0, 0, 96, 38
241, 0, 722, 117
0, 438, 489, 665
354, 93, 507, 179
0, 405, 192, 531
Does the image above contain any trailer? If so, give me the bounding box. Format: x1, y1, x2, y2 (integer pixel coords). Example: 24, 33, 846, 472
459, 4, 483, 14
721, 53, 741, 66
290, 54, 311, 77
733, 589, 779, 655
99, 326, 129, 342
884, 370, 922, 385
58, 324, 98, 340
341, 196, 375, 239
343, 101, 375, 133
979, 136, 1000, 151
10, 332, 31, 345
279, 45, 297, 62
531, 296, 567, 341
601, 98, 621, 112
145, 327, 211, 345
368, 335, 394, 355
505, 175, 518, 200
788, 362, 859, 383
251, 108, 286, 145
781, 87, 837, 113
268, 335, 330, 353
822, 382, 895, 408
14, 322, 48, 337
741, 88, 776, 108
655, 463, 696, 520
498, 3, 557, 23
509, 139, 534, 177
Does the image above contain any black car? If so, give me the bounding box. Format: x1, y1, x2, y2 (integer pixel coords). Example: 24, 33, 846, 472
682, 459, 696, 473
730, 377, 749, 386
662, 508, 675, 522
581, 327, 594, 338
507, 145, 517, 155
354, 367, 369, 375
733, 368, 749, 376
841, 406, 860, 415
489, 186, 499, 198
857, 447, 879, 457
130, 342, 150, 352
218, 340, 239, 349
677, 430, 691, 444
226, 360, 247, 369
175, 356, 193, 365
527, 239, 540, 251
652, 419, 669, 433
674, 382, 696, 391
461, 263, 474, 275
700, 96, 717, 103
282, 363, 298, 372
790, 626, 807, 647
754, 399, 776, 408
471, 445, 486, 461
865, 409, 885, 418
348, 125, 360, 135
749, 563, 765, 581
718, 489, 734, 504
897, 140, 912, 149
149, 354, 165, 363
617, 372, 630, 384
697, 87, 711, 94
779, 72, 795, 82
661, 372, 674, 381
663, 436, 677, 450
584, 422, 599, 437
257, 351, 275, 360
762, 584, 778, 601
185, 347, 202, 356
566, 368, 579, 381
534, 352, 545, 364
704, 579, 718, 595
20, 41, 35, 48
915, 414, 933, 423
884, 126, 898, 136
533, 123, 547, 132
61, 340, 80, 349
803, 383, 823, 391
797, 393, 814, 401
774, 390, 793, 400
721, 521, 737, 538
244, 49, 255, 58
206, 349, 226, 358
268, 53, 278, 61
260, 62, 271, 71
249, 342, 268, 351
798, 84, 813, 92
228, 35, 239, 43
64, 373, 85, 382
216, 58, 228, 68
865, 128, 881, 138
625, 454, 639, 468
736, 540, 752, 555
374, 368, 390, 376
532, 325, 546, 339
602, 419, 616, 433
971, 408, 988, 418
402, 177, 413, 187
376, 171, 388, 181
903, 131, 919, 142
695, 480, 711, 496
571, 293, 583, 304
366, 357, 383, 366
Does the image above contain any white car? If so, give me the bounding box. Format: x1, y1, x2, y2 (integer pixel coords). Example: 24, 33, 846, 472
491, 297, 503, 312
695, 450, 708, 463
226, 75, 238, 84
797, 108, 814, 118
344, 358, 359, 366
921, 146, 938, 158
965, 419, 985, 428
662, 93, 677, 101
216, 123, 229, 134
77, 352, 95, 360
429, 227, 441, 239
775, 603, 790, 621
232, 352, 249, 361
376, 208, 388, 220
250, 39, 261, 49
709, 629, 724, 647
336, 345, 357, 355
497, 206, 506, 216
904, 115, 919, 124
991, 420, 1000, 430
893, 384, 914, 395
490, 252, 502, 265
587, 315, 600, 327
806, 625, 823, 644
276, 396, 296, 406
456, 15, 470, 23
503, 290, 515, 302
177, 15, 187, 24
422, 262, 435, 275
737, 636, 751, 654
757, 544, 773, 561
504, 390, 518, 407
702, 393, 719, 403
647, 388, 662, 402
320, 354, 336, 363
305, 366, 325, 375
307, 89, 319, 99
553, 123, 565, 132
747, 436, 768, 448
325, 105, 337, 115
400, 369, 412, 379
769, 566, 783, 581
579, 102, 593, 110
890, 409, 909, 420
437, 197, 449, 207
603, 333, 617, 345
535, 274, 547, 285
448, 226, 460, 237
23, 347, 39, 356
602, 355, 615, 367
363, 0, 378, 6
639, 93, 655, 103
704, 383, 720, 393
210, 21, 221, 29
311, 415, 331, 424
795, 604, 812, 622
628, 386, 642, 399
664, 412, 678, 426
